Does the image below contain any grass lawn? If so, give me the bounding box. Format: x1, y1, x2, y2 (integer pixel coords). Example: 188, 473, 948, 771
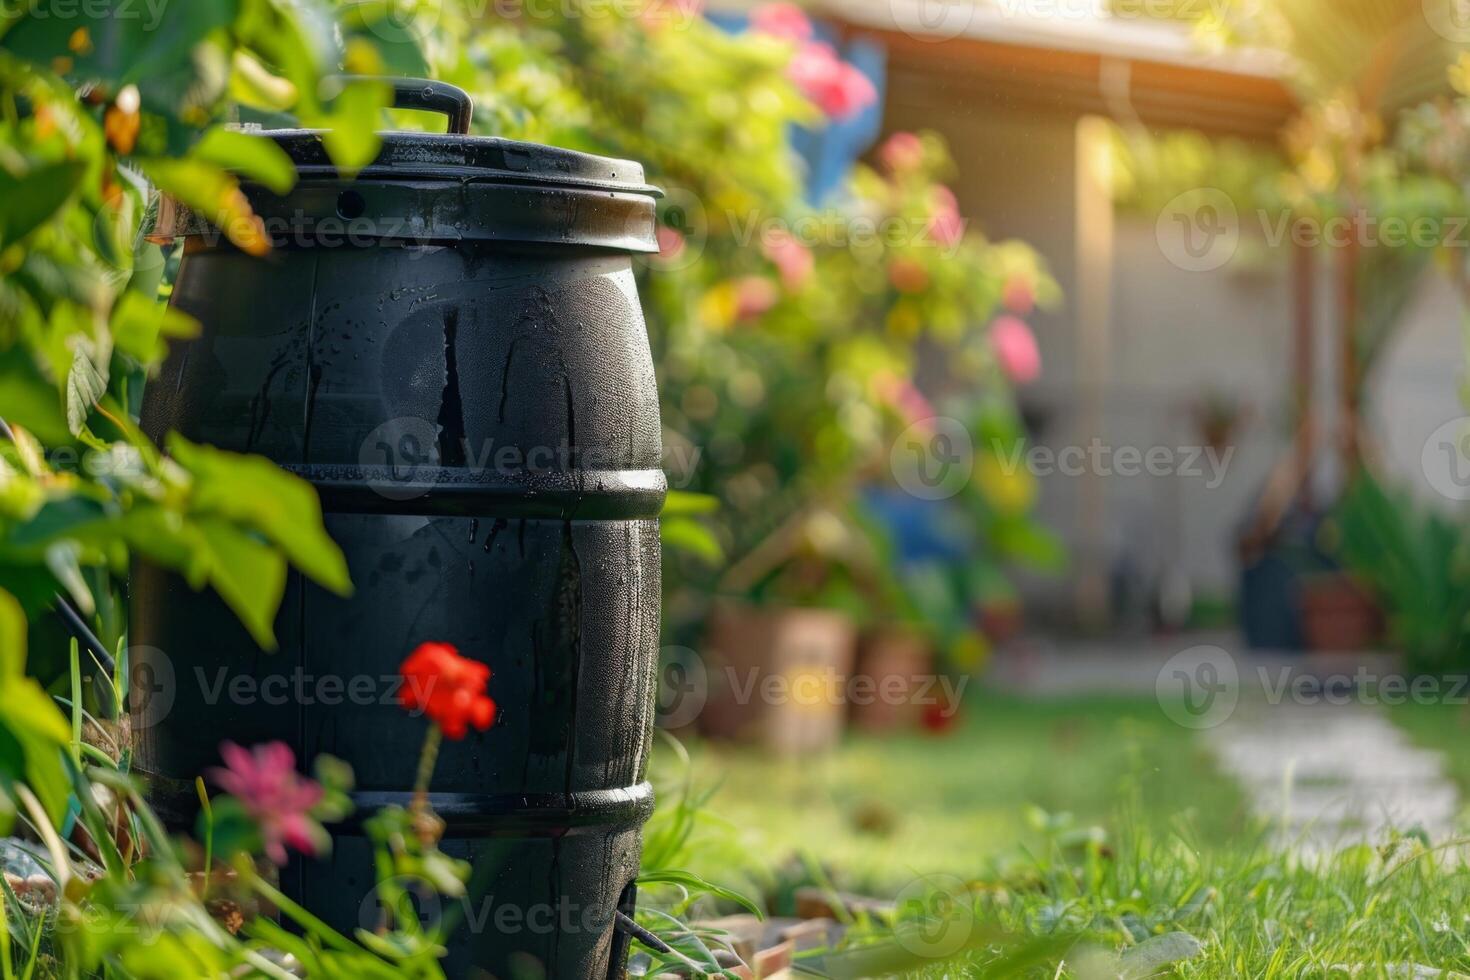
1388, 698, 1470, 819
666, 690, 1248, 896
648, 690, 1470, 978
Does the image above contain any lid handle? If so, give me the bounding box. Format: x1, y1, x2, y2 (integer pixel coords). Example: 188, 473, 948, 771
329, 76, 474, 135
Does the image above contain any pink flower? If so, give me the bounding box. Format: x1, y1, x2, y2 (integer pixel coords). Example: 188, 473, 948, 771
1002, 276, 1035, 315
655, 226, 685, 262
928, 185, 964, 248
990, 315, 1041, 384
761, 229, 814, 291
874, 371, 937, 431
787, 41, 876, 119
209, 741, 324, 865
734, 275, 779, 319
750, 2, 813, 39
879, 132, 924, 174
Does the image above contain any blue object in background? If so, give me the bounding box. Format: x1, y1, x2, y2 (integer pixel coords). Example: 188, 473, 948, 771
705, 11, 887, 203
862, 486, 969, 566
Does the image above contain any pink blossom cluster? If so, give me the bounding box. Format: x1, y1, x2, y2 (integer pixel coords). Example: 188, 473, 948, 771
751, 3, 876, 120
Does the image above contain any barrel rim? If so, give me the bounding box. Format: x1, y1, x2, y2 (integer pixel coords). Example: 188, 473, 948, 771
260, 129, 663, 199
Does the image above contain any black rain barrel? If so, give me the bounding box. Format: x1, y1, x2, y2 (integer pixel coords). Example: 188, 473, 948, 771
131, 78, 664, 979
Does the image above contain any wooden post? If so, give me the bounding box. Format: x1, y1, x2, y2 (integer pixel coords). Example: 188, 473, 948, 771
1292, 224, 1315, 511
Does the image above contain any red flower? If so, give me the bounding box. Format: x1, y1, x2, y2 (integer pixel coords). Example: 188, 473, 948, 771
399, 642, 497, 740
209, 741, 324, 865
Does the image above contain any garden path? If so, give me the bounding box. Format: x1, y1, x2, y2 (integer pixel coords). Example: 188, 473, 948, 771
1205, 701, 1459, 854
992, 634, 1462, 851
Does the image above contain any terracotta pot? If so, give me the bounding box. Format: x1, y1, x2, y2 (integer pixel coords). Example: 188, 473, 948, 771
850, 627, 933, 733
1296, 573, 1383, 651
977, 600, 1023, 645
701, 600, 857, 754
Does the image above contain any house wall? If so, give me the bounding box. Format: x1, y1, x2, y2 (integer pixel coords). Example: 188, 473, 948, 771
881, 91, 1312, 623
1365, 269, 1468, 511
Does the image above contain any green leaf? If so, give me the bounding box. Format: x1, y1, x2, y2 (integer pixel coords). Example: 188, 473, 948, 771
637, 869, 763, 918
0, 161, 85, 248
168, 434, 353, 597
138, 157, 270, 256
0, 588, 25, 679
660, 516, 723, 564
662, 490, 720, 516
44, 541, 94, 617
0, 350, 70, 446
64, 337, 110, 436
192, 127, 297, 195
111, 290, 200, 365
196, 517, 288, 650
1, 0, 239, 86
339, 2, 431, 77
317, 77, 390, 176
0, 679, 73, 824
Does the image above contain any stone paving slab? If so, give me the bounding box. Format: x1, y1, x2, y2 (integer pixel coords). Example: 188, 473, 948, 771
1206, 702, 1460, 851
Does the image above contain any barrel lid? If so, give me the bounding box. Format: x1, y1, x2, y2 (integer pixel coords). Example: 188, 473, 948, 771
157, 77, 661, 252
262, 129, 660, 197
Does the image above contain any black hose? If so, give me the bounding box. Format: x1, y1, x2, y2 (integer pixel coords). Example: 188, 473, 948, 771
614, 910, 674, 955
